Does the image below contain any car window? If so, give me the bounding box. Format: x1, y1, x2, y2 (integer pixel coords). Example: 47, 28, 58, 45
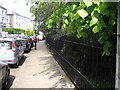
0, 41, 12, 49
20, 40, 25, 46
15, 41, 20, 47
15, 40, 22, 47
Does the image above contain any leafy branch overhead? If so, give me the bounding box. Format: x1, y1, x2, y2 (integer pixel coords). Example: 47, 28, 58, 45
29, 0, 117, 56
45, 1, 117, 56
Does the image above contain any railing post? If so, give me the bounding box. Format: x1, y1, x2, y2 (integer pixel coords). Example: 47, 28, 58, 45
116, 1, 120, 89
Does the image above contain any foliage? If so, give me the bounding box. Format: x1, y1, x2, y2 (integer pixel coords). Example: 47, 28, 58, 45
30, 30, 35, 36
45, 1, 117, 56
2, 28, 34, 36
29, 0, 117, 56
25, 30, 31, 36
29, 1, 61, 36
2, 28, 25, 34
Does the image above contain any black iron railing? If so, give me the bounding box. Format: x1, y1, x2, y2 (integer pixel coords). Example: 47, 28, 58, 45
46, 36, 116, 89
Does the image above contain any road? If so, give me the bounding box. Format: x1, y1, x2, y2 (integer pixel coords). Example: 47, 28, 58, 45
6, 40, 75, 89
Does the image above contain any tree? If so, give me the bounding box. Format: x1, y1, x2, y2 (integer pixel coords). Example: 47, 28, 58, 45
29, 0, 117, 56
45, 1, 117, 56
28, 0, 61, 35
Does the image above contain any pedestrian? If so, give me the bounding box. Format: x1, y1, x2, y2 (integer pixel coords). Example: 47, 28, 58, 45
32, 36, 37, 50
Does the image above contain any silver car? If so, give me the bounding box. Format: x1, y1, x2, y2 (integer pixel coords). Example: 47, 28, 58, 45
0, 38, 25, 67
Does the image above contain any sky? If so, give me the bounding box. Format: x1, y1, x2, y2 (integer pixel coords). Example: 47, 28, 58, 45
0, 0, 32, 18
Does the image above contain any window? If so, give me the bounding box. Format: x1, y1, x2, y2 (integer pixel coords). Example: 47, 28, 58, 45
0, 41, 12, 49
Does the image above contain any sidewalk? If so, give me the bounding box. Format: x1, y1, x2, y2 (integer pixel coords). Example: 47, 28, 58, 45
11, 40, 75, 88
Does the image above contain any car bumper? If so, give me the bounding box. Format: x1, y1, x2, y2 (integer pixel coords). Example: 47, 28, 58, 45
0, 58, 17, 65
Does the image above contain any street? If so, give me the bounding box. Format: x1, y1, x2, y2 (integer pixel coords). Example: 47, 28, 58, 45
6, 40, 74, 89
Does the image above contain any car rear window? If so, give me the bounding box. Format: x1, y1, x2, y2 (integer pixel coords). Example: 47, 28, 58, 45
0, 41, 12, 49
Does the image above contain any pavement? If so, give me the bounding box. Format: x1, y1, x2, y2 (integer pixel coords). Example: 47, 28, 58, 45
10, 40, 75, 88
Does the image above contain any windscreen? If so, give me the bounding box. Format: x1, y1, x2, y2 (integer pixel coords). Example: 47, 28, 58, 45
0, 41, 12, 49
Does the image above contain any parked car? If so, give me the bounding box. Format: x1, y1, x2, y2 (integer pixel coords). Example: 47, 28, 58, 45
0, 38, 25, 67
22, 36, 34, 48
0, 62, 10, 90
19, 39, 31, 53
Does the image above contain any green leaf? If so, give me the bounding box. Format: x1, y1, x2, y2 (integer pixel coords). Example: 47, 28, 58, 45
47, 24, 52, 29
92, 25, 99, 33
77, 33, 83, 38
94, 2, 100, 5
64, 19, 69, 25
67, 29, 72, 35
86, 6, 94, 14
109, 18, 115, 25
77, 2, 86, 10
102, 50, 110, 56
84, 0, 92, 7
56, 22, 60, 28
63, 23, 67, 28
102, 41, 112, 56
48, 19, 53, 23
97, 21, 102, 30
63, 11, 69, 17
99, 3, 107, 14
103, 9, 109, 16
98, 37, 104, 44
71, 4, 77, 10
104, 41, 112, 48
90, 17, 98, 26
69, 12, 74, 18
77, 25, 83, 32
94, 8, 100, 13
99, 19, 106, 28
73, 13, 79, 20
98, 32, 109, 44
77, 9, 88, 19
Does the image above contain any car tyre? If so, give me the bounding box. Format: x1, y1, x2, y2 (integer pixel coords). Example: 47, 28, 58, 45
2, 71, 9, 89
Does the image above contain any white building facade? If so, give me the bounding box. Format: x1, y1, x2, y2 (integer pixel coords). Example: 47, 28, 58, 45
0, 5, 34, 33
7, 11, 33, 31
0, 6, 9, 33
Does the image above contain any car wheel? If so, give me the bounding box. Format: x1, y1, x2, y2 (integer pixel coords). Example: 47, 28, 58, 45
2, 72, 9, 89
28, 48, 31, 53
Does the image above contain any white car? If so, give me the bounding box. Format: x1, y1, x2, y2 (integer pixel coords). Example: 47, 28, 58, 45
38, 32, 44, 40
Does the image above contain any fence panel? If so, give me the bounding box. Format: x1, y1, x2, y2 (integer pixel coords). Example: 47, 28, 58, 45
46, 37, 116, 89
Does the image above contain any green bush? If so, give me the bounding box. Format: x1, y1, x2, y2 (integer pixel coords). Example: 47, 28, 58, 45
2, 28, 25, 34
2, 28, 35, 36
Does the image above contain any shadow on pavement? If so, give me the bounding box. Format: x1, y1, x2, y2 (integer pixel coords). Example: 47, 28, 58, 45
37, 56, 67, 88
19, 56, 27, 66
3, 75, 15, 90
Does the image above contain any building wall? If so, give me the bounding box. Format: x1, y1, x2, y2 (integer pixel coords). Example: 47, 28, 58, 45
0, 6, 8, 33
31, 20, 35, 31
11, 12, 32, 31
0, 7, 3, 33
0, 5, 34, 33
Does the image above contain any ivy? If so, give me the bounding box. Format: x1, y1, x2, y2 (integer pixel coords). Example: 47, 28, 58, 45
77, 9, 88, 19
45, 1, 117, 56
